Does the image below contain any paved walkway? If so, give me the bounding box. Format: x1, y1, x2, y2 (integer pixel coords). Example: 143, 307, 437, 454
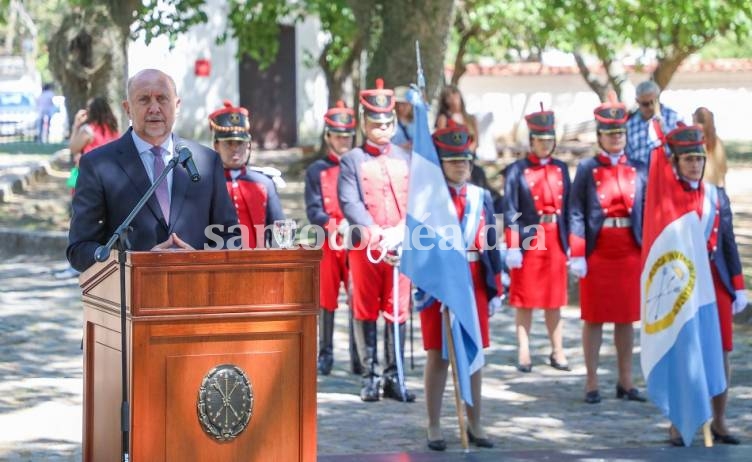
1, 151, 751, 460
1, 254, 751, 460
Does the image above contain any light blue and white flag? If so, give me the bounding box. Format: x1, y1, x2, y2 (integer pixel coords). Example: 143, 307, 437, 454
400, 89, 483, 406
641, 141, 726, 446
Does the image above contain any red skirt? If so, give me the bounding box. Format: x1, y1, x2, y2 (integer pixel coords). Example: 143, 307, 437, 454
420, 261, 489, 350
580, 227, 640, 323
509, 222, 567, 308
711, 264, 733, 352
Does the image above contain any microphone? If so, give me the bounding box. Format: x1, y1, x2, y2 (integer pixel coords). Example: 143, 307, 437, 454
175, 142, 201, 182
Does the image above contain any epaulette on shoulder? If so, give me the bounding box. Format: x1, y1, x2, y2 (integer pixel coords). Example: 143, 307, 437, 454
248, 166, 287, 189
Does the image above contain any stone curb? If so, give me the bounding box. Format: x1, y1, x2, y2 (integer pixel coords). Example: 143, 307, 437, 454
0, 226, 68, 259
0, 160, 51, 203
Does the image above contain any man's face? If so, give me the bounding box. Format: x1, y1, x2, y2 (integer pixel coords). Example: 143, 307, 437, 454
364, 118, 394, 145
636, 92, 659, 120
676, 155, 705, 181
441, 159, 471, 185
214, 139, 250, 170
123, 70, 180, 145
598, 131, 626, 154
531, 137, 555, 158
326, 132, 354, 156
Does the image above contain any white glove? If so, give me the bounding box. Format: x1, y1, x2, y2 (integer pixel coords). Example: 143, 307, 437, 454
336, 219, 349, 236
732, 290, 748, 315
505, 249, 523, 269
488, 296, 502, 317
569, 257, 587, 278
379, 226, 404, 251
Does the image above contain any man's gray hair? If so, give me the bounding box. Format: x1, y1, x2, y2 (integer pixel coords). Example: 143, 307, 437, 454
635, 80, 660, 98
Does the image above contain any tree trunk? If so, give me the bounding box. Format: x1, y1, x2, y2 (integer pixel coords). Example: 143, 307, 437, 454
573, 51, 609, 102
366, 0, 455, 102
48, 6, 127, 134
652, 50, 691, 90
449, 28, 474, 86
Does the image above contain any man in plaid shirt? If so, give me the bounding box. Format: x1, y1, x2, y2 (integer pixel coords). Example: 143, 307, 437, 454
626, 80, 683, 167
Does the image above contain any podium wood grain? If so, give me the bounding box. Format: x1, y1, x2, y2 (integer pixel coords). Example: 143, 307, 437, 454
80, 249, 320, 462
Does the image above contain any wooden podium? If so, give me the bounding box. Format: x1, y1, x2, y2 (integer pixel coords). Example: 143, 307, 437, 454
79, 249, 320, 461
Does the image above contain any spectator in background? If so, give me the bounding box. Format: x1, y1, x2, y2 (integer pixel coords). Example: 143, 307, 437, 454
435, 85, 494, 202
435, 85, 478, 152
625, 80, 682, 167
68, 96, 119, 192
693, 107, 727, 188
36, 83, 56, 143
55, 97, 119, 279
391, 86, 414, 151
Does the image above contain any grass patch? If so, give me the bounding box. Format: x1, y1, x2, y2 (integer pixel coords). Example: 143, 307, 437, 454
0, 142, 67, 155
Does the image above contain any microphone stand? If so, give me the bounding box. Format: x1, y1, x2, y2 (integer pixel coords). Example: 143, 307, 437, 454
93, 154, 181, 462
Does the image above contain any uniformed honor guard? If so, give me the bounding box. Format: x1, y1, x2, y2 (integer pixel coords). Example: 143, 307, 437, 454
420, 126, 502, 450
304, 101, 357, 375
337, 79, 415, 402
568, 102, 647, 404
661, 125, 747, 445
209, 101, 284, 248
502, 106, 571, 373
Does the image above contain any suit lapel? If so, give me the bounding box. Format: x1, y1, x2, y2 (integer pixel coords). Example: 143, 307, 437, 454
114, 129, 168, 229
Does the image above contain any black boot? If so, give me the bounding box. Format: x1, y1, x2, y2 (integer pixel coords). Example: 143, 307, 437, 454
353, 320, 380, 401
383, 322, 415, 402
348, 308, 362, 375
317, 309, 335, 375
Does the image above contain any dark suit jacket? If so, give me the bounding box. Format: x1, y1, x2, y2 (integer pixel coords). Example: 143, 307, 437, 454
67, 128, 239, 271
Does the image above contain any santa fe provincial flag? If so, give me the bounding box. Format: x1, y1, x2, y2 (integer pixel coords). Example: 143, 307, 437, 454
640, 129, 726, 447
400, 89, 483, 406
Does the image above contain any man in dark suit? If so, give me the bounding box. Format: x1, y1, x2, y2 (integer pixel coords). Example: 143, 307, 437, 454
67, 69, 239, 272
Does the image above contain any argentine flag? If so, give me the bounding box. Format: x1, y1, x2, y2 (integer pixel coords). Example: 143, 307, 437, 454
640, 129, 726, 446
400, 89, 483, 406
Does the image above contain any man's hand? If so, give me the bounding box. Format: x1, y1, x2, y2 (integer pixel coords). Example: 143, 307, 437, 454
569, 256, 587, 278
505, 249, 523, 269
732, 290, 748, 315
151, 233, 195, 251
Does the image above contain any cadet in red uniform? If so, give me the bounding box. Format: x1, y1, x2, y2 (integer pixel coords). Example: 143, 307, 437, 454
420, 126, 503, 451
337, 79, 414, 402
502, 107, 570, 373
208, 101, 284, 248
659, 126, 747, 445
569, 102, 647, 404
304, 101, 356, 375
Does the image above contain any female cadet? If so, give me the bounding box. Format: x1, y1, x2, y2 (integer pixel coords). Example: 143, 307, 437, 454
419, 126, 502, 451
503, 107, 570, 372
568, 102, 647, 404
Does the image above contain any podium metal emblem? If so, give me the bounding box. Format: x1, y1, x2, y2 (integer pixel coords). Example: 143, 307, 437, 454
197, 364, 254, 441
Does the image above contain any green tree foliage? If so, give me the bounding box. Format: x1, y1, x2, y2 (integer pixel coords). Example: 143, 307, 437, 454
451, 0, 752, 99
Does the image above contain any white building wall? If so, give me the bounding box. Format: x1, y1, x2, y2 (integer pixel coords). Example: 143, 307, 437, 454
295, 17, 329, 147
460, 69, 752, 160
128, 0, 239, 144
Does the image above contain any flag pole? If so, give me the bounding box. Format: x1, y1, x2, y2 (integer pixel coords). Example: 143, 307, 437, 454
702, 421, 713, 447
442, 305, 469, 451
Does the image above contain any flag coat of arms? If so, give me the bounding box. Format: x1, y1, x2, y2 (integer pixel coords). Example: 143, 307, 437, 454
640, 123, 726, 446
